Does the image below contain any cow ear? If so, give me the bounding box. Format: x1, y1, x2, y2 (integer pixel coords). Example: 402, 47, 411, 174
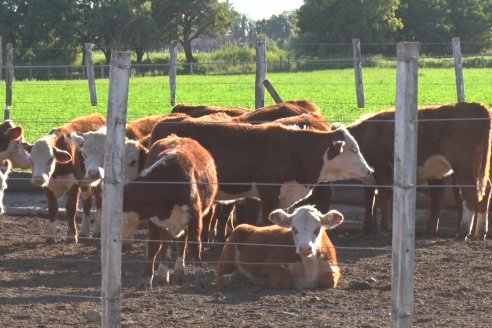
53, 147, 72, 164
70, 132, 84, 148
327, 141, 344, 160
320, 210, 344, 230
138, 144, 148, 172
269, 208, 293, 228
7, 127, 23, 140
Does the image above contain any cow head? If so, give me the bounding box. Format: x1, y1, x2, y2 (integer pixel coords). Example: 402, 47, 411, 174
319, 126, 373, 182
269, 205, 343, 257
30, 136, 72, 187
70, 127, 107, 181
0, 121, 32, 169
124, 139, 148, 183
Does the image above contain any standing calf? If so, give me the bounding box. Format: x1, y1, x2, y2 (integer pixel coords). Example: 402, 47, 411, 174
217, 205, 343, 289
122, 135, 217, 288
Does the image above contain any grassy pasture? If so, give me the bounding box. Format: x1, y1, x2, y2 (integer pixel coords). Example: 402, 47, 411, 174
2, 67, 492, 143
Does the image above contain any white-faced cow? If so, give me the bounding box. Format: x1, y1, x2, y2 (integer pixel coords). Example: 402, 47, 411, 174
122, 135, 218, 288
0, 120, 32, 169
217, 205, 343, 289
149, 119, 373, 226
324, 102, 492, 240
29, 113, 106, 242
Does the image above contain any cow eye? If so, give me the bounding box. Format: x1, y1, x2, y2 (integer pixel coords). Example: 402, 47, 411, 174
314, 227, 320, 236
292, 227, 298, 234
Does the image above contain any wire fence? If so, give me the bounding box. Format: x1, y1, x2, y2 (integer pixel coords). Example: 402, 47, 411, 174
1, 41, 492, 327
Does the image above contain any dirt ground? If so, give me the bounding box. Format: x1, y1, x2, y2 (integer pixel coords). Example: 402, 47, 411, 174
1, 191, 492, 328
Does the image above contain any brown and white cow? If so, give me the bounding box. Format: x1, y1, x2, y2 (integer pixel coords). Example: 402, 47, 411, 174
122, 135, 217, 288
29, 113, 106, 242
0, 120, 32, 169
149, 119, 373, 226
0, 160, 12, 229
217, 205, 343, 289
324, 102, 492, 240
171, 103, 249, 118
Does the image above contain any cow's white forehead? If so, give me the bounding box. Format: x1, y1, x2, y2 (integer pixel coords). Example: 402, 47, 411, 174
82, 132, 106, 154
290, 205, 322, 227
125, 140, 140, 159
30, 137, 54, 161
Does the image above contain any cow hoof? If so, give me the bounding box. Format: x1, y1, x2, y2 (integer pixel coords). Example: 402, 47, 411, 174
455, 232, 469, 241
65, 235, 78, 244
46, 237, 57, 244
194, 267, 207, 287
173, 269, 185, 285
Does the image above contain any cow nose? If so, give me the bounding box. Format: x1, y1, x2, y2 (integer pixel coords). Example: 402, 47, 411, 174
298, 245, 312, 256
87, 170, 100, 180
32, 176, 45, 186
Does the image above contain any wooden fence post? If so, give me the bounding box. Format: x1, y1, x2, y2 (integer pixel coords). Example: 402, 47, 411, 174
263, 79, 283, 104
101, 51, 131, 328
169, 40, 178, 106
391, 42, 419, 328
452, 37, 465, 102
255, 39, 266, 109
85, 43, 98, 106
352, 38, 365, 108
5, 43, 13, 120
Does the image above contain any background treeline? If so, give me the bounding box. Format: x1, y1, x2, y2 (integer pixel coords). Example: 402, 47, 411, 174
1, 0, 492, 69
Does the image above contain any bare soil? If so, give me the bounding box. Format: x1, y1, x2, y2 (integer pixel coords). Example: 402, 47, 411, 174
1, 192, 492, 327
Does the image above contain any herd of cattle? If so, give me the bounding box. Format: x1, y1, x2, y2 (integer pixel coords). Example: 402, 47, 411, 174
0, 100, 491, 290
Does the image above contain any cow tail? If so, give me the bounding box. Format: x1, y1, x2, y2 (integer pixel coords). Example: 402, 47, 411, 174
477, 107, 492, 200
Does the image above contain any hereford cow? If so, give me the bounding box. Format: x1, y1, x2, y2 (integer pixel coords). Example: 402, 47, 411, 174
149, 119, 373, 226
0, 120, 32, 169
329, 102, 491, 240
217, 205, 343, 289
29, 113, 106, 242
171, 103, 249, 118
122, 135, 217, 288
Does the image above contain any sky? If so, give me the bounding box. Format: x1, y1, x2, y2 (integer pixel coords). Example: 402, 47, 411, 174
228, 0, 304, 20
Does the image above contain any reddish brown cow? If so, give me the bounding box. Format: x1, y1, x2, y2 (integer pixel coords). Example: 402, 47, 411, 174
149, 119, 373, 226
122, 135, 218, 288
337, 102, 491, 240
125, 115, 168, 141
171, 103, 249, 118
29, 113, 106, 242
217, 205, 343, 289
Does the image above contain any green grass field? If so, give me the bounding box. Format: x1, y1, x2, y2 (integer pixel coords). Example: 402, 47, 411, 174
2, 67, 492, 143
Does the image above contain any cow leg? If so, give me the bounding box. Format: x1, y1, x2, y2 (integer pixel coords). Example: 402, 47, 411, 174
173, 231, 187, 285
44, 188, 59, 243
266, 266, 293, 289
154, 229, 173, 285
378, 188, 393, 234
92, 184, 103, 238
64, 184, 81, 243
473, 185, 491, 241
425, 179, 446, 238
215, 203, 235, 245
79, 185, 92, 238
451, 174, 463, 233
257, 186, 280, 226
142, 222, 162, 288
455, 173, 480, 240
201, 204, 215, 245
188, 210, 206, 287
361, 187, 377, 234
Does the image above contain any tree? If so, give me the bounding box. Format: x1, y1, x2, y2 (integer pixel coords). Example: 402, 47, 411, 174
255, 11, 297, 49
296, 0, 402, 57
151, 0, 234, 63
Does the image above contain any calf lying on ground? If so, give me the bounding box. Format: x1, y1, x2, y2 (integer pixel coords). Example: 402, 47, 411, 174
217, 205, 343, 289
122, 135, 217, 288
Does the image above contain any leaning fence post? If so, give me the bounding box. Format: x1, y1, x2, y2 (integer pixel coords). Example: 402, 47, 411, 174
263, 79, 283, 104
391, 42, 419, 328
452, 37, 465, 102
101, 51, 131, 328
169, 40, 178, 106
352, 38, 365, 108
85, 43, 98, 106
255, 39, 267, 109
5, 43, 13, 120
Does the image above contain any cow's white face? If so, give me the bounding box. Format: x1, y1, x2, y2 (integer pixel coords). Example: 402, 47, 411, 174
124, 140, 145, 183
0, 126, 32, 169
319, 127, 373, 182
30, 137, 72, 187
71, 128, 106, 181
269, 205, 343, 257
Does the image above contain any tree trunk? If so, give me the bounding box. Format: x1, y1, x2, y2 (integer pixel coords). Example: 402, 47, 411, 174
183, 40, 194, 63
136, 48, 145, 64
104, 48, 112, 65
